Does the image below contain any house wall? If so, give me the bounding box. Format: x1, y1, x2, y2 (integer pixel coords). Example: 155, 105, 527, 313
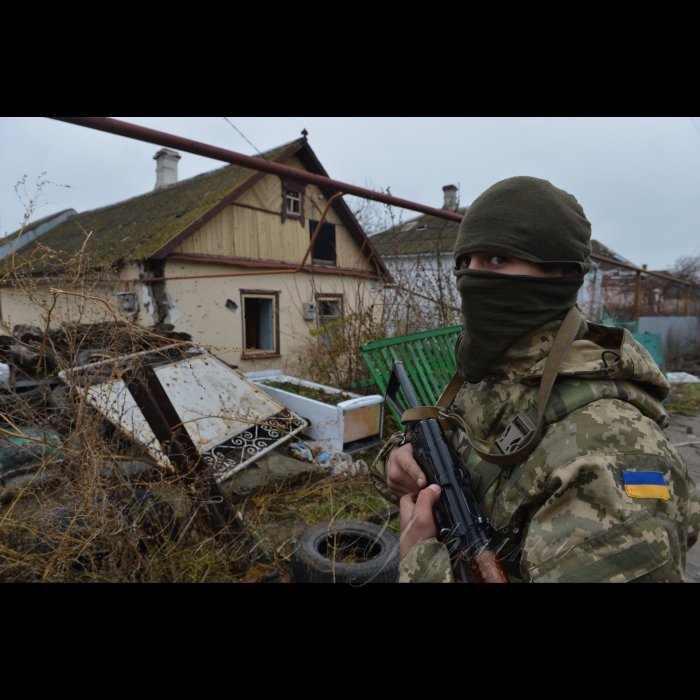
0, 264, 153, 332
157, 259, 383, 372
381, 253, 462, 334
578, 264, 604, 323
172, 165, 373, 273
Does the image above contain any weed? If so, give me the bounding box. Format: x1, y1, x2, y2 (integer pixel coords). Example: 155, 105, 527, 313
666, 384, 700, 414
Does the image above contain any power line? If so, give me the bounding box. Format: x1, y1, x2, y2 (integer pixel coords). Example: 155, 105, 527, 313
223, 117, 267, 160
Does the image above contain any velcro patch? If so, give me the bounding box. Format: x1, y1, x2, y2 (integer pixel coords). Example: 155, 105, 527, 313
622, 472, 670, 501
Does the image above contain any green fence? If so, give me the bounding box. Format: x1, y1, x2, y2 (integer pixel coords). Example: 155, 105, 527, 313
356, 326, 462, 420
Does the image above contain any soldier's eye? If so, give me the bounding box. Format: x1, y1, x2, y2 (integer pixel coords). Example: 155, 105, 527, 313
459, 256, 471, 269
490, 256, 508, 266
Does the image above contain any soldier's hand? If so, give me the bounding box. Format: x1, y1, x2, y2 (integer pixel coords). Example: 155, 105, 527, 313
387, 444, 428, 498
400, 485, 441, 558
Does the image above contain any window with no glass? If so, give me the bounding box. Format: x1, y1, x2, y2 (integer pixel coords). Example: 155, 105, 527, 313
310, 220, 337, 267
241, 291, 280, 358
316, 295, 344, 330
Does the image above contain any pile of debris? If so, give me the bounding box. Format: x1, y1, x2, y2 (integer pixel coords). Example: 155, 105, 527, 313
0, 321, 313, 581
0, 321, 192, 382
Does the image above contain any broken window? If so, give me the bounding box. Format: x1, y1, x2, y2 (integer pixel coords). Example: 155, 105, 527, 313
241, 292, 280, 358
316, 295, 344, 330
310, 220, 337, 267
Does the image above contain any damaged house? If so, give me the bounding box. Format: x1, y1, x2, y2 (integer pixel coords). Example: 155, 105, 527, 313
0, 136, 389, 372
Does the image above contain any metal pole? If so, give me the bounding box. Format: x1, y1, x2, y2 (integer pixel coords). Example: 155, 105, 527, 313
634, 270, 642, 322
47, 117, 464, 224
41, 118, 700, 295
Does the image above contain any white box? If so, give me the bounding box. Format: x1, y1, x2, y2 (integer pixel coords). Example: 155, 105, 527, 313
244, 371, 384, 453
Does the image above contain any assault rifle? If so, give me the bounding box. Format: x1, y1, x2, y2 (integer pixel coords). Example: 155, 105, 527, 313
385, 362, 510, 584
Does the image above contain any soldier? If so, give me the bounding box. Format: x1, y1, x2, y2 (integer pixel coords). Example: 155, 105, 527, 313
373, 176, 700, 583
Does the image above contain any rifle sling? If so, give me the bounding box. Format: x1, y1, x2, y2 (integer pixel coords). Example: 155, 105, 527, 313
401, 307, 583, 468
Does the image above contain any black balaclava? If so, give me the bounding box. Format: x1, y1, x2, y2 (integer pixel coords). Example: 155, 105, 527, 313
454, 176, 592, 384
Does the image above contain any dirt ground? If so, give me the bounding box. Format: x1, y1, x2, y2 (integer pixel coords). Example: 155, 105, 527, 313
665, 412, 700, 583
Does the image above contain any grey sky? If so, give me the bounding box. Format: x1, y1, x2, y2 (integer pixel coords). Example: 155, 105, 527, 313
1, 117, 699, 271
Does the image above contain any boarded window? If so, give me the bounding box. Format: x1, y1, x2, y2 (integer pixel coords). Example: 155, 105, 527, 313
310, 220, 337, 267
242, 292, 280, 357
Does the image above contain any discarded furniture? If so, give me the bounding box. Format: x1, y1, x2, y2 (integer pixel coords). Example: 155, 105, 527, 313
245, 371, 384, 454
355, 326, 462, 419
122, 360, 252, 566
60, 345, 308, 482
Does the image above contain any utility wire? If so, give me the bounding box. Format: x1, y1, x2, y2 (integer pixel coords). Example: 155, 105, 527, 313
223, 117, 268, 160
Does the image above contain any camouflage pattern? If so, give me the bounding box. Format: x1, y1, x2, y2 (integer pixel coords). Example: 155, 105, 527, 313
398, 539, 455, 584
372, 307, 700, 583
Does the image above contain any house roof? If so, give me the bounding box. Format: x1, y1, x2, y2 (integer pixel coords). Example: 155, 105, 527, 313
591, 240, 636, 272
4, 137, 390, 279
5, 142, 298, 275
1, 209, 76, 246
370, 207, 469, 257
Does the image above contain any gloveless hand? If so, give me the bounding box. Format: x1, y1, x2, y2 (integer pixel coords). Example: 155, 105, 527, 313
386, 443, 428, 498
400, 485, 442, 558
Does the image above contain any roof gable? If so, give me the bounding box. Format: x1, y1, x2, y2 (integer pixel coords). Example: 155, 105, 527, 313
7, 138, 389, 279
8, 141, 298, 273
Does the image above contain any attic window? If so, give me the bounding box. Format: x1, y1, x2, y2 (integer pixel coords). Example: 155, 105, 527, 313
281, 179, 306, 226
286, 191, 301, 215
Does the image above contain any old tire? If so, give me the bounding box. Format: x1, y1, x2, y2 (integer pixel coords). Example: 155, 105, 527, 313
291, 520, 399, 585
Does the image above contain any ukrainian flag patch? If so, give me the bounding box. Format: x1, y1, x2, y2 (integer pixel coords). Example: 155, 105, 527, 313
622, 472, 670, 501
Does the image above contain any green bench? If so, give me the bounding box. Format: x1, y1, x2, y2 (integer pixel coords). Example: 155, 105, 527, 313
354, 322, 669, 420
354, 326, 462, 420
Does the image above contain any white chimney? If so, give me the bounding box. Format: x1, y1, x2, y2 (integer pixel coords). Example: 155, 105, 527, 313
154, 149, 181, 190
443, 185, 459, 212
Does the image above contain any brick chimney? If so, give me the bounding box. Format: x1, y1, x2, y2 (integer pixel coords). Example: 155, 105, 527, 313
443, 185, 459, 212
154, 149, 181, 190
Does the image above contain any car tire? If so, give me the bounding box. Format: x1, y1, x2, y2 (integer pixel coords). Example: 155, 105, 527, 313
291, 520, 399, 585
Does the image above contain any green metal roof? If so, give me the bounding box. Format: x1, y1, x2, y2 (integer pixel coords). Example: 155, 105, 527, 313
5, 141, 299, 274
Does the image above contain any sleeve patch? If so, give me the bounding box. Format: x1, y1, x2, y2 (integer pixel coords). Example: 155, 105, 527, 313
622, 472, 670, 501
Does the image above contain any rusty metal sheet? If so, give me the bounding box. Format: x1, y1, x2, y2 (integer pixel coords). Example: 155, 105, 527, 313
62, 349, 308, 482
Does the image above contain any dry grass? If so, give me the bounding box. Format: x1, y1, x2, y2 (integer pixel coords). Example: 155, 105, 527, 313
666, 384, 700, 414
0, 185, 403, 584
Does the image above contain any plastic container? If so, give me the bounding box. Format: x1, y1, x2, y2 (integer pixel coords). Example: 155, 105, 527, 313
244, 371, 385, 453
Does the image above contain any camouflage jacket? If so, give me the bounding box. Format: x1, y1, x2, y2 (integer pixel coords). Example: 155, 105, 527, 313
372, 308, 700, 583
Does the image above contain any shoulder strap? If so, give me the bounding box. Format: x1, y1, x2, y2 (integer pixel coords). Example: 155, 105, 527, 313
402, 307, 583, 467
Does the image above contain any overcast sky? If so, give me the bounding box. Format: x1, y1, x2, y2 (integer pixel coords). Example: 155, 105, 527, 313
1, 117, 699, 270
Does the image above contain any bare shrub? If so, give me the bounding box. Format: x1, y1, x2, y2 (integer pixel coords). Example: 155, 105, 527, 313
670, 255, 700, 286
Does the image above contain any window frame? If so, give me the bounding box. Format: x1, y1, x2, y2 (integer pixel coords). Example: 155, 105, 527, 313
315, 293, 345, 331
240, 290, 281, 360
281, 179, 306, 227
309, 219, 338, 268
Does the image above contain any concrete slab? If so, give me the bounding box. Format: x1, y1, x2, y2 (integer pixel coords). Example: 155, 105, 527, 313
222, 450, 324, 504
665, 413, 700, 584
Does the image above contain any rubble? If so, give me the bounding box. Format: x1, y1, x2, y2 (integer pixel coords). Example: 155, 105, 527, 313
0, 320, 387, 583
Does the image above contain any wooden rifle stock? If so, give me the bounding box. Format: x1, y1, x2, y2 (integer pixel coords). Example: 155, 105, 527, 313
458, 551, 510, 585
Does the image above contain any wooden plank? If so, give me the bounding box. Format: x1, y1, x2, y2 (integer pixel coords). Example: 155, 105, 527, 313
408, 340, 441, 403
